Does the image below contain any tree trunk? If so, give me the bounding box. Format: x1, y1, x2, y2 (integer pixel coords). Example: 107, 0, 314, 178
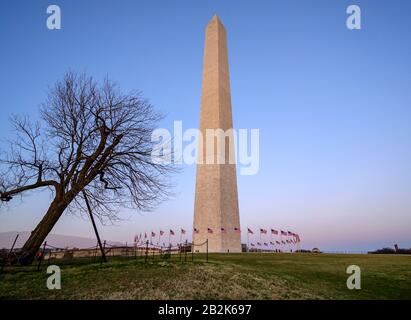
19, 199, 67, 265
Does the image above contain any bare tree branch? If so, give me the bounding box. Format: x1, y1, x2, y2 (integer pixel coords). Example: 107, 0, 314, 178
0, 72, 175, 264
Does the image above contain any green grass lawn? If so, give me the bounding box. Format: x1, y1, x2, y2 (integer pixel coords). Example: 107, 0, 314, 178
1, 253, 410, 300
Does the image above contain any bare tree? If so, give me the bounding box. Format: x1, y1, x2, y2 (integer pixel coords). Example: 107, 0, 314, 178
0, 72, 174, 265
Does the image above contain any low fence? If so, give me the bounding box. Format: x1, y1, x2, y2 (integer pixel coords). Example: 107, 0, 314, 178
0, 239, 209, 273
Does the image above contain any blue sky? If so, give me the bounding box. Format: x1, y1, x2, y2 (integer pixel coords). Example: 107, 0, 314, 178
0, 0, 410, 251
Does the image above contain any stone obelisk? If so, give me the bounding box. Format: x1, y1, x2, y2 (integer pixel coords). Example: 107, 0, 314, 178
193, 15, 241, 253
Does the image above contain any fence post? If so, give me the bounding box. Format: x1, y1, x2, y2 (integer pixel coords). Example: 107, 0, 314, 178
145, 240, 149, 263
1, 234, 19, 274
37, 241, 47, 271
191, 242, 194, 262
94, 242, 98, 260
206, 239, 208, 263
100, 240, 106, 265
179, 243, 182, 262
184, 240, 188, 263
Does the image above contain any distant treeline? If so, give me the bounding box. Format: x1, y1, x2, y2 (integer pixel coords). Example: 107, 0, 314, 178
369, 247, 411, 255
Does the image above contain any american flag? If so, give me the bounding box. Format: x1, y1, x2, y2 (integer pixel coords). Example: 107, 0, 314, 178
271, 229, 278, 235
250, 243, 255, 246
288, 231, 293, 236
257, 242, 262, 246
280, 230, 287, 236
270, 241, 274, 245
260, 228, 267, 234
247, 228, 254, 234
151, 231, 156, 237
264, 242, 268, 246
234, 227, 241, 233
281, 240, 286, 245
276, 241, 281, 245
221, 227, 226, 233
170, 229, 175, 236
194, 228, 200, 234
160, 230, 164, 236
207, 227, 213, 234
181, 228, 186, 235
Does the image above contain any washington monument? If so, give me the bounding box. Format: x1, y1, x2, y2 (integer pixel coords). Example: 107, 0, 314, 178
193, 15, 241, 253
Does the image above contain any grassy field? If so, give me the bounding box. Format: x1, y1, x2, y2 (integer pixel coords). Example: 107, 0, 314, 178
1, 253, 410, 300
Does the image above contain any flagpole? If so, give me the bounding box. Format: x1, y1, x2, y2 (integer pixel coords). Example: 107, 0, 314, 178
270, 230, 272, 252
293, 235, 295, 252
180, 227, 183, 246
288, 234, 290, 252
280, 231, 282, 252
288, 234, 291, 252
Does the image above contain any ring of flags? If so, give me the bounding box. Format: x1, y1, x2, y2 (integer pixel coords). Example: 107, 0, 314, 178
133, 227, 301, 251
246, 228, 301, 251
134, 227, 242, 245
